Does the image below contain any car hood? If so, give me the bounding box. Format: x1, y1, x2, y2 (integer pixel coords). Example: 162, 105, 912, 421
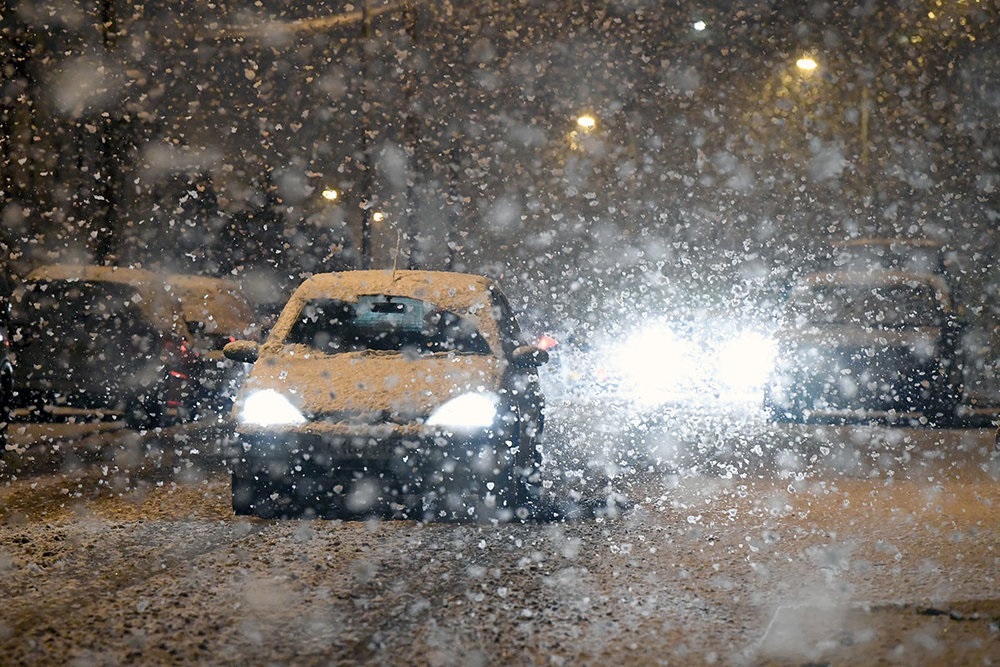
238, 347, 505, 420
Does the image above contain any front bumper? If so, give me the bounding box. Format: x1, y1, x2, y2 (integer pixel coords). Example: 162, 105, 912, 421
230, 423, 517, 486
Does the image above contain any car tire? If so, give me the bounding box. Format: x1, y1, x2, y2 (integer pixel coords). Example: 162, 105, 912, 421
124, 399, 161, 430
496, 460, 532, 521
501, 420, 542, 519
924, 387, 961, 428
0, 369, 10, 454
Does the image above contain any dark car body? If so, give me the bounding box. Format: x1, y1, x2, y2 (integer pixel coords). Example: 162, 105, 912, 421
829, 238, 948, 277
224, 269, 548, 521
165, 274, 258, 413
10, 264, 200, 427
764, 270, 964, 424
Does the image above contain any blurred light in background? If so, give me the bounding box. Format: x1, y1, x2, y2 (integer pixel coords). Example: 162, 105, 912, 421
714, 330, 777, 396
796, 56, 819, 72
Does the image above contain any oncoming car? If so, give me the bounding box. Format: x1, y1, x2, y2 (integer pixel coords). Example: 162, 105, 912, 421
764, 270, 964, 424
223, 269, 549, 521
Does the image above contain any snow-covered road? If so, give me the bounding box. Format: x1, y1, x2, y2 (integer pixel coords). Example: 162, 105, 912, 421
1, 413, 998, 665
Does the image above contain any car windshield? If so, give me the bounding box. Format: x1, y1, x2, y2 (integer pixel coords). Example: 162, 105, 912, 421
789, 283, 945, 328
285, 295, 491, 355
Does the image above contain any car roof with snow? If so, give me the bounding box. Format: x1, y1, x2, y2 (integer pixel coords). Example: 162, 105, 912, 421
832, 237, 943, 250
789, 270, 954, 314
795, 269, 950, 293
288, 270, 498, 307
23, 263, 187, 329
165, 273, 255, 334
267, 269, 506, 352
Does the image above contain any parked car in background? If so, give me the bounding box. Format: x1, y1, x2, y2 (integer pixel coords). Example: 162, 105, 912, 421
165, 274, 258, 412
829, 238, 948, 277
764, 270, 964, 424
223, 269, 549, 521
9, 264, 201, 428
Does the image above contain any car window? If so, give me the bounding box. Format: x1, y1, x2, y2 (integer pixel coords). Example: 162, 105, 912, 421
14, 281, 161, 353
285, 295, 491, 355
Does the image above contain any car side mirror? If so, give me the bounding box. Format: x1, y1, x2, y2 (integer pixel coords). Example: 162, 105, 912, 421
511, 344, 549, 368
224, 339, 259, 364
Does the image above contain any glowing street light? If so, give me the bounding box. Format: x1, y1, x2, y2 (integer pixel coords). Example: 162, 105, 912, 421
321, 188, 339, 201
692, 20, 707, 32
372, 211, 385, 223
796, 56, 819, 72
576, 114, 597, 131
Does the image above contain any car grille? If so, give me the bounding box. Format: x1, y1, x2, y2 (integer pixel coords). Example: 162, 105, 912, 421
310, 409, 415, 427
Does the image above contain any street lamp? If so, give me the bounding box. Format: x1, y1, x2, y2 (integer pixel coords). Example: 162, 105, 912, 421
321, 188, 339, 201
568, 113, 599, 152
795, 56, 819, 73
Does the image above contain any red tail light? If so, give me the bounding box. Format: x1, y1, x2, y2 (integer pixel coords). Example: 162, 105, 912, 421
163, 337, 199, 374
537, 334, 559, 351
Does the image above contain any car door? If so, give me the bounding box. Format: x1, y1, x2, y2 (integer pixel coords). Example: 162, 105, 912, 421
490, 288, 544, 448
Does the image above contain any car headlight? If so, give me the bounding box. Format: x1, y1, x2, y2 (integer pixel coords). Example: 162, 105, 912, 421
426, 392, 499, 432
237, 389, 306, 426
608, 323, 699, 404
715, 331, 777, 393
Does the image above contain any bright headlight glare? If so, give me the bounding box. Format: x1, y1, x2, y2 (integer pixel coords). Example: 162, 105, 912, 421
238, 389, 306, 426
715, 332, 777, 391
426, 392, 499, 431
609, 324, 698, 402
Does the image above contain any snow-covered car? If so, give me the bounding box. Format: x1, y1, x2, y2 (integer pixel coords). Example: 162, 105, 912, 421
9, 264, 201, 428
223, 269, 549, 520
763, 270, 964, 424
830, 238, 947, 277
165, 274, 258, 412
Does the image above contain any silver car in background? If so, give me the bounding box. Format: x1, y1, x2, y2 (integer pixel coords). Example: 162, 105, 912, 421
764, 270, 965, 425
